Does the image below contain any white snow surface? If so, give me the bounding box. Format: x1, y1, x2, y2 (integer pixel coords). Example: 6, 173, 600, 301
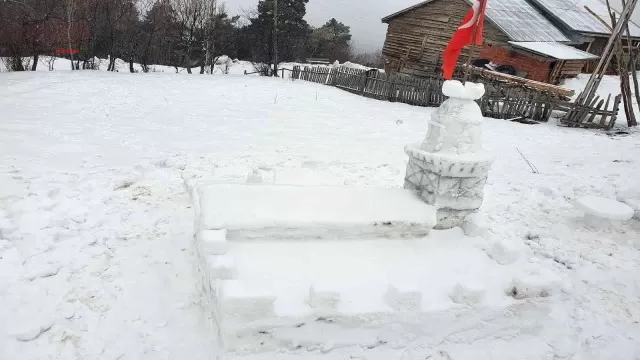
508, 42, 600, 60
0, 71, 639, 360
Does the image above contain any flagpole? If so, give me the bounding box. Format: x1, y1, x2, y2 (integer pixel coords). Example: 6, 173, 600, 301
463, 0, 486, 84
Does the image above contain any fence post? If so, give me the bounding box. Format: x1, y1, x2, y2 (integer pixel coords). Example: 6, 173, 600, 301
360, 71, 369, 95
387, 74, 396, 102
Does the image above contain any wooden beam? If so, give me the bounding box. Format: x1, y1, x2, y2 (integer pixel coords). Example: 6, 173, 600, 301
465, 66, 575, 97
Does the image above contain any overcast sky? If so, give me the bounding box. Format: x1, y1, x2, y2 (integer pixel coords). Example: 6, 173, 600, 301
226, 0, 640, 53
227, 0, 419, 52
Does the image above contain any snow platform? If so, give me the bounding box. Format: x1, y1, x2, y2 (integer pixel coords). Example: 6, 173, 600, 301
194, 183, 437, 240
191, 184, 523, 354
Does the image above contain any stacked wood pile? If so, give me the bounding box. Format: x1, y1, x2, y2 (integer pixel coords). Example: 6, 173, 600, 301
287, 65, 565, 123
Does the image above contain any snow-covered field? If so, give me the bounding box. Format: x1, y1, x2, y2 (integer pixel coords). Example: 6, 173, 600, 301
0, 55, 257, 75
1, 70, 639, 360
1, 55, 372, 75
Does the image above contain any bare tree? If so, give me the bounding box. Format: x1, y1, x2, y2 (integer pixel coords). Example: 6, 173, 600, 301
66, 0, 76, 69
172, 0, 206, 73
0, 0, 65, 71
202, 0, 218, 74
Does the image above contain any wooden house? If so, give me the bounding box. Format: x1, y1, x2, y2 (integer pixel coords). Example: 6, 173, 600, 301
381, 0, 599, 84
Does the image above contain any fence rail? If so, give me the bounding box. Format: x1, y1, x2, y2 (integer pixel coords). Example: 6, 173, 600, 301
242, 65, 621, 128
560, 93, 622, 130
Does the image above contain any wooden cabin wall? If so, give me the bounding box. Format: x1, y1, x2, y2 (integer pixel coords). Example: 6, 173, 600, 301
559, 60, 587, 78
382, 0, 509, 77
580, 36, 640, 73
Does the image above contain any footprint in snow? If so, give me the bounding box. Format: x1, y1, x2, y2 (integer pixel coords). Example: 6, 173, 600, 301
13, 322, 54, 342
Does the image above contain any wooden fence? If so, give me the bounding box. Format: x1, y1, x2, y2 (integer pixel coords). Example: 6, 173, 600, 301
561, 93, 622, 129
287, 65, 561, 123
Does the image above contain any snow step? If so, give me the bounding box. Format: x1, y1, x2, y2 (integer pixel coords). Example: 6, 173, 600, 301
216, 280, 423, 322
207, 254, 237, 280
217, 280, 277, 322
197, 229, 229, 255
194, 184, 437, 240
385, 283, 423, 312
308, 283, 341, 312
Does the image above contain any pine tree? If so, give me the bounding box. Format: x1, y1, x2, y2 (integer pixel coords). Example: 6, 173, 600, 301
309, 18, 351, 62
247, 0, 311, 65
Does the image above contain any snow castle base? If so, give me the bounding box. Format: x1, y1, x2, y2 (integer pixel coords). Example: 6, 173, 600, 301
190, 184, 556, 355
404, 144, 494, 230
192, 183, 442, 353
188, 183, 560, 355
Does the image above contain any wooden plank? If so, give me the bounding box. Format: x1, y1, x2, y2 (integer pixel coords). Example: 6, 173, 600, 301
598, 93, 612, 126
587, 98, 606, 123
607, 94, 623, 129
466, 66, 575, 97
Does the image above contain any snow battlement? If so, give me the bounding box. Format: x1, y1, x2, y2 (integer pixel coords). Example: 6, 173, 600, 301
442, 80, 485, 101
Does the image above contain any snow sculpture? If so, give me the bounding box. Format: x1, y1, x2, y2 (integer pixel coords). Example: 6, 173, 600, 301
404, 80, 494, 229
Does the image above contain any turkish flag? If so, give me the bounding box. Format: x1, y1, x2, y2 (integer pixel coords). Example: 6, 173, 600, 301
441, 0, 487, 79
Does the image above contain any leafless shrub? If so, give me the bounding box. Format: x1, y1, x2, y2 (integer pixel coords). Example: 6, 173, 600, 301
1, 56, 31, 71
251, 62, 270, 76
46, 56, 57, 71
351, 50, 384, 69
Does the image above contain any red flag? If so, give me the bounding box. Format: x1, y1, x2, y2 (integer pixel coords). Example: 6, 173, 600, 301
441, 0, 487, 79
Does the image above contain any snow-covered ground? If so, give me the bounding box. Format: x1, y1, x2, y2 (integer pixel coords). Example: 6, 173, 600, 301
0, 55, 257, 75
1, 55, 376, 75
1, 71, 639, 360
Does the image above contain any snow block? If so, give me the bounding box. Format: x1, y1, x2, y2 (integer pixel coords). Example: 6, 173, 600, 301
385, 284, 422, 312
507, 270, 561, 300
462, 213, 490, 238
485, 240, 521, 266
218, 280, 276, 321
196, 184, 437, 240
442, 79, 486, 100
449, 283, 485, 305
405, 144, 493, 229
308, 283, 341, 312
207, 254, 237, 280
576, 196, 634, 221
198, 229, 229, 255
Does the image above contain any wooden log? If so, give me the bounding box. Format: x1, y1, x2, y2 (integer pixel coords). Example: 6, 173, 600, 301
465, 66, 575, 97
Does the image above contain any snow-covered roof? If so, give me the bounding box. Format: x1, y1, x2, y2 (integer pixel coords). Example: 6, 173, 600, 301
529, 0, 640, 37
382, 0, 570, 42
485, 0, 570, 42
508, 41, 601, 59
